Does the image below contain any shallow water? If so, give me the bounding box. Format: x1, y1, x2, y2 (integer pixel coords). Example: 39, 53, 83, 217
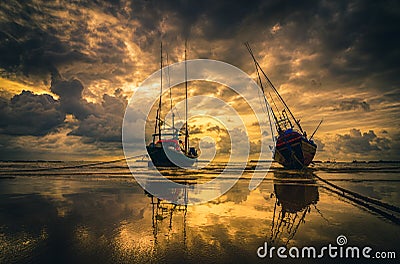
0, 161, 399, 263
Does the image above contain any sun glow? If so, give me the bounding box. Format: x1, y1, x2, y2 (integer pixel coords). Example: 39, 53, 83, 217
0, 77, 57, 98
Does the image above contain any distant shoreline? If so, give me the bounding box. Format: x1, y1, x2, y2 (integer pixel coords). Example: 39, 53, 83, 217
1, 159, 400, 164
250, 159, 400, 164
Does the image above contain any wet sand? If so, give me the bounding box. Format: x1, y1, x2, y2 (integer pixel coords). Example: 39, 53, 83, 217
0, 161, 399, 263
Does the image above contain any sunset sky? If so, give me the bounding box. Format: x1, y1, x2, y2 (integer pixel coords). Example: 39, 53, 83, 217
0, 0, 399, 161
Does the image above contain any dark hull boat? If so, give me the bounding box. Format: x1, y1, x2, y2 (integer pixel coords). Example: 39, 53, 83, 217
147, 42, 198, 168
245, 43, 321, 169
147, 140, 197, 168
274, 129, 317, 169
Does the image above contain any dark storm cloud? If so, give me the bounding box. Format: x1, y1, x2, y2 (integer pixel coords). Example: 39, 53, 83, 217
0, 21, 93, 78
335, 99, 371, 112
151, 0, 399, 93
0, 90, 65, 136
335, 129, 391, 154
0, 0, 399, 160
49, 74, 127, 142
0, 73, 126, 148
50, 74, 97, 120
0, 0, 121, 86
305, 1, 399, 89
159, 0, 262, 39
68, 92, 127, 142
2, 0, 399, 89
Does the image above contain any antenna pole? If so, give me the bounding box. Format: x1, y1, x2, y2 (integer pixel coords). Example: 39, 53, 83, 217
309, 119, 323, 140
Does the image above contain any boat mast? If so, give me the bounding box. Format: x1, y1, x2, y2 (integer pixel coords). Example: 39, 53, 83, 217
158, 42, 163, 141
245, 43, 279, 132
184, 40, 189, 154
253, 53, 278, 141
244, 42, 304, 134
260, 62, 304, 133
153, 42, 163, 144
166, 53, 176, 138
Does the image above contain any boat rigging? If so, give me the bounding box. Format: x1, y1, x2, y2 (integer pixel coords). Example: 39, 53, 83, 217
245, 42, 321, 169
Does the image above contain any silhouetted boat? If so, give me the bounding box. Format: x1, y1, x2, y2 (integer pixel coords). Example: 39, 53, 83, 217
245, 43, 322, 169
147, 42, 198, 168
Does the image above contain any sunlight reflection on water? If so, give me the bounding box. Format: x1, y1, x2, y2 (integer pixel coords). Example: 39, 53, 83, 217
0, 161, 399, 263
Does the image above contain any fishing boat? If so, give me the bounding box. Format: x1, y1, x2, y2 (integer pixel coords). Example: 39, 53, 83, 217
245, 43, 322, 169
146, 42, 198, 168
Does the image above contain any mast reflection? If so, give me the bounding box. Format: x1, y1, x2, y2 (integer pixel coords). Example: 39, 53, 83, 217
269, 172, 320, 246
145, 187, 188, 251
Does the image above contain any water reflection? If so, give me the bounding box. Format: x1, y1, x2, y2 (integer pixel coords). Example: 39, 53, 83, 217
144, 171, 321, 251
146, 191, 188, 253
1, 166, 399, 263
269, 172, 319, 246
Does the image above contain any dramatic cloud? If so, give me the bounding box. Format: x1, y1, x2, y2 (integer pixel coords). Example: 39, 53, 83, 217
68, 92, 127, 143
0, 16, 93, 79
334, 129, 391, 156
0, 0, 399, 160
51, 74, 95, 120
0, 90, 64, 136
49, 72, 127, 143
0, 72, 127, 159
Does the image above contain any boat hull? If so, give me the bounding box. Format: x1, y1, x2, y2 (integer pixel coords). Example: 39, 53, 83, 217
273, 131, 317, 169
146, 144, 197, 168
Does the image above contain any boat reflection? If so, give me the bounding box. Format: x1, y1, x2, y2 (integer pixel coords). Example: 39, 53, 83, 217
143, 171, 322, 256
145, 188, 188, 252
269, 171, 320, 246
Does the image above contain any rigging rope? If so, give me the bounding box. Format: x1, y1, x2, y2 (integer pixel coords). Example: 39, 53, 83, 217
0, 154, 148, 173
